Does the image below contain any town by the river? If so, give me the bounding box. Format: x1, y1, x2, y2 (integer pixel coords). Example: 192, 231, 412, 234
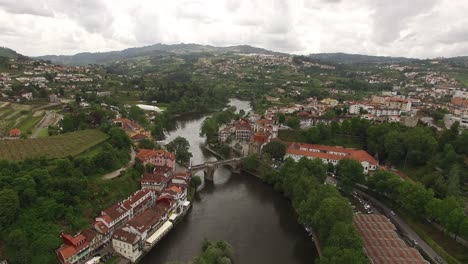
140, 99, 318, 264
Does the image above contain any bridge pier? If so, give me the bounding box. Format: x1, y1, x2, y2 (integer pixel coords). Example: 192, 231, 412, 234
189, 158, 243, 182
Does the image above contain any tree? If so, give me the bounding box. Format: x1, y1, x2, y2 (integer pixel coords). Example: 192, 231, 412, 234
335, 159, 365, 194
404, 128, 437, 166
242, 155, 259, 171
151, 123, 165, 141
128, 105, 147, 126
0, 189, 20, 229
286, 116, 301, 129
166, 136, 193, 165
262, 141, 287, 161
108, 127, 131, 149
398, 181, 434, 215
200, 117, 219, 142
305, 127, 321, 143
138, 139, 156, 149
190, 176, 202, 189
326, 222, 363, 251
319, 247, 367, 264
218, 144, 231, 157
439, 144, 459, 170
446, 165, 461, 197
313, 197, 353, 239
278, 113, 286, 124
384, 131, 405, 165
446, 208, 465, 239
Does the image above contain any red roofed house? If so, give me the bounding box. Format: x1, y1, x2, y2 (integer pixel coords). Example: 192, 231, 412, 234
235, 119, 252, 141
285, 143, 378, 174
249, 131, 271, 156
136, 149, 176, 171
112, 118, 150, 141
94, 189, 156, 242
140, 172, 172, 194
9, 128, 21, 137
171, 171, 191, 187
112, 229, 141, 262
56, 228, 101, 264
112, 203, 172, 262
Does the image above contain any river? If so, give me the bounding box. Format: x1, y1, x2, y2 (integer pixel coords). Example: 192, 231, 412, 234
140, 99, 317, 264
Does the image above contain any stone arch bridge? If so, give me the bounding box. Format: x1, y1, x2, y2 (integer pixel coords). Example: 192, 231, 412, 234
188, 158, 243, 181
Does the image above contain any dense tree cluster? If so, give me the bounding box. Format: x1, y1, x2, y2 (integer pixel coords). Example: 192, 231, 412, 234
193, 239, 233, 264
290, 118, 467, 199
262, 141, 287, 161
0, 128, 133, 263
166, 136, 193, 166
200, 107, 239, 142
260, 158, 368, 263
368, 170, 468, 240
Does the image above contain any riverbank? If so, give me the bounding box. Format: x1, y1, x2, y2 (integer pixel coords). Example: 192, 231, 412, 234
140, 98, 317, 264
200, 144, 323, 257
240, 166, 323, 257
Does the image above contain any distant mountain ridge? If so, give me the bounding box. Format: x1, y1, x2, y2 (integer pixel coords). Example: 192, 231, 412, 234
0, 47, 26, 59
36, 43, 286, 65
3, 44, 465, 66
307, 52, 417, 64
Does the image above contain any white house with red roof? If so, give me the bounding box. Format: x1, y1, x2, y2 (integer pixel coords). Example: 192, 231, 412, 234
93, 189, 156, 243
140, 172, 172, 194
286, 143, 378, 174
235, 119, 252, 141
136, 149, 176, 170
112, 229, 141, 262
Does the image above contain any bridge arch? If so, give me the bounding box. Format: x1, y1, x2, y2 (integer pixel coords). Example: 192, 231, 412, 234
188, 158, 242, 181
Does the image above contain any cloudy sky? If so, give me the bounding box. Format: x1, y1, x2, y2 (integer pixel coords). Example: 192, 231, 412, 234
0, 0, 467, 58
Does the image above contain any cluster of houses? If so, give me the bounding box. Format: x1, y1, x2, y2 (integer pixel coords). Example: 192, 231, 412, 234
56, 149, 191, 264
112, 118, 151, 142
0, 59, 102, 103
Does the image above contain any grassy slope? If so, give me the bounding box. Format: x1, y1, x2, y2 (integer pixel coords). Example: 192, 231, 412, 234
0, 129, 109, 161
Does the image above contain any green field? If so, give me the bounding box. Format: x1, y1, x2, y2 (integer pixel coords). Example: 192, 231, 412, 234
454, 73, 468, 87
0, 129, 109, 161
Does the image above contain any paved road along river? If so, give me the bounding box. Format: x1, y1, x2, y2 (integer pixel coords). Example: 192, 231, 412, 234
140, 99, 317, 264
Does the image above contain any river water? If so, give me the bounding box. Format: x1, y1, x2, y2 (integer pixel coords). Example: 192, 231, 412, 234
141, 99, 317, 264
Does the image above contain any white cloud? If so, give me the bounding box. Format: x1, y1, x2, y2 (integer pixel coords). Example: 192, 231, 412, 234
0, 0, 466, 58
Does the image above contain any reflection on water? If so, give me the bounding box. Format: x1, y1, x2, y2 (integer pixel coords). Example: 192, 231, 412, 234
141, 99, 317, 264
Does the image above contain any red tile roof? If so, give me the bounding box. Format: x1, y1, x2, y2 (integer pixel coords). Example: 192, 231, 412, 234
354, 214, 428, 264
235, 119, 251, 131
137, 149, 175, 162
141, 172, 169, 184
288, 143, 378, 165
252, 131, 270, 143
112, 229, 139, 244
102, 204, 128, 222
57, 245, 76, 262
124, 207, 168, 233
62, 233, 86, 246
131, 133, 148, 141
9, 128, 21, 137
121, 189, 153, 210
112, 118, 142, 131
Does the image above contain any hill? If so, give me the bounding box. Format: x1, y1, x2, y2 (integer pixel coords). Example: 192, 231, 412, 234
308, 52, 416, 64
0, 47, 26, 59
0, 129, 109, 161
37, 43, 285, 65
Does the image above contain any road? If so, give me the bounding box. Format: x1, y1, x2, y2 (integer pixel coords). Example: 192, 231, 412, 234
30, 111, 61, 138
102, 147, 136, 180
355, 189, 446, 264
